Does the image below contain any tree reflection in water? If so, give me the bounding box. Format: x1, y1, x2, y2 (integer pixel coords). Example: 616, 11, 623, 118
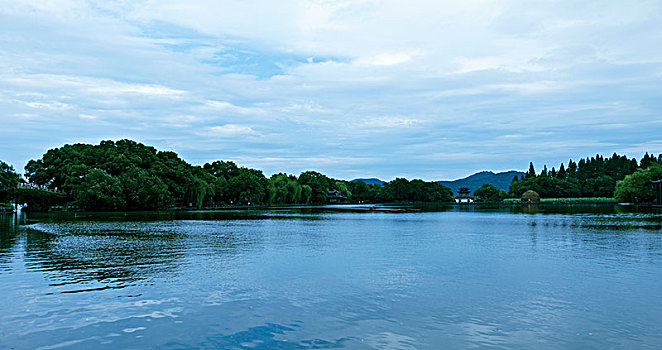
23, 222, 187, 288
0, 214, 19, 270
18, 211, 276, 290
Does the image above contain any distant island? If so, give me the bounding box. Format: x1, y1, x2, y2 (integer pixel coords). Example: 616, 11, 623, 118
1, 139, 661, 211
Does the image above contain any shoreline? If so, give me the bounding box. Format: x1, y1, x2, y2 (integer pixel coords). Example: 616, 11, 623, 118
8, 201, 661, 214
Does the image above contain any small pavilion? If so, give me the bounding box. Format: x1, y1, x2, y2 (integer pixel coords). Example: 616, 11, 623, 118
455, 187, 474, 204
328, 190, 348, 204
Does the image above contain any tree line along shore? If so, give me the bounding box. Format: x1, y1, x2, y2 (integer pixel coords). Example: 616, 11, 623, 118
1, 140, 661, 211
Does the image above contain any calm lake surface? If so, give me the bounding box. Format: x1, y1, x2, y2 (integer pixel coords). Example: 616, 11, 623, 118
1, 205, 661, 349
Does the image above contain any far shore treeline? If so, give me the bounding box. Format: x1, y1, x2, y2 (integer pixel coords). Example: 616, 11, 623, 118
0, 140, 453, 211
1, 139, 661, 211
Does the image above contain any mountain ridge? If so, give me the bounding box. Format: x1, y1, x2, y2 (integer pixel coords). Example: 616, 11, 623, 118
350, 178, 386, 186
351, 170, 524, 193
437, 170, 524, 194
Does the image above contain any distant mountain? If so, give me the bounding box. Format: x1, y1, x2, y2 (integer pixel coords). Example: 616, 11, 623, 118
437, 171, 524, 194
351, 178, 386, 186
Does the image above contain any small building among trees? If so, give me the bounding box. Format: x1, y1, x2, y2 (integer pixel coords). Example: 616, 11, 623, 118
455, 187, 474, 204
327, 189, 348, 204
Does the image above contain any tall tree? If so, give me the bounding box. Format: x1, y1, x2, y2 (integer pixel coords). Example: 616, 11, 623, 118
526, 162, 536, 179
557, 163, 567, 180
567, 160, 577, 177
641, 152, 654, 169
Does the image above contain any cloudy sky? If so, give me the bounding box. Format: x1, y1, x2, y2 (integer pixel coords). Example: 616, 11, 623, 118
1, 0, 661, 180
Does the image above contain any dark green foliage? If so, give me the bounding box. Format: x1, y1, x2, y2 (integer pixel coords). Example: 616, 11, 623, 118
334, 181, 352, 198
14, 188, 65, 212
473, 184, 507, 202
120, 168, 172, 210
382, 178, 453, 202
268, 174, 302, 204
25, 140, 195, 210
347, 180, 382, 203
557, 164, 567, 180
227, 168, 269, 205
72, 169, 125, 210
509, 176, 580, 198
640, 152, 654, 169
301, 185, 312, 204
511, 152, 662, 199
511, 175, 519, 184
203, 161, 238, 205
567, 160, 577, 176
526, 162, 536, 179
614, 164, 662, 203
298, 171, 333, 204
0, 161, 20, 203
203, 160, 239, 179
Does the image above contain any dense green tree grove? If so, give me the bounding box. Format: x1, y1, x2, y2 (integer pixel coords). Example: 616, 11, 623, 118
12, 140, 455, 211
510, 152, 662, 200
473, 184, 508, 202
0, 161, 20, 204
347, 181, 382, 203
381, 178, 454, 202
614, 164, 662, 203
24, 140, 199, 210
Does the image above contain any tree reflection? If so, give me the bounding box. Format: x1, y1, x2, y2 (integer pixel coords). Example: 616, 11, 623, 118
19, 213, 274, 290
0, 214, 19, 269
23, 222, 188, 288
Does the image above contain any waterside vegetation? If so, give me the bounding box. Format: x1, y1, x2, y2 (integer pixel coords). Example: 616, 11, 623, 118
509, 153, 662, 203
1, 140, 661, 211
1, 140, 453, 211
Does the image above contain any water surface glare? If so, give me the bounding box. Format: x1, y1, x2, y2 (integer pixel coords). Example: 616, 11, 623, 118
1, 206, 661, 349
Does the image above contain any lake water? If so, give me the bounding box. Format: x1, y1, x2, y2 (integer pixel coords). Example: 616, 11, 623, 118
1, 205, 661, 349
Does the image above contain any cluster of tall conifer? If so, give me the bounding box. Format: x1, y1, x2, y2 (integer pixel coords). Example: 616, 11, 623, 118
510, 153, 662, 200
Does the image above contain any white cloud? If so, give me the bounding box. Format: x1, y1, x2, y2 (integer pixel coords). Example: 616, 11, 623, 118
89, 84, 186, 96
5, 73, 186, 97
203, 100, 265, 115
25, 101, 70, 110
356, 116, 422, 129
12, 113, 40, 119
203, 124, 259, 137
